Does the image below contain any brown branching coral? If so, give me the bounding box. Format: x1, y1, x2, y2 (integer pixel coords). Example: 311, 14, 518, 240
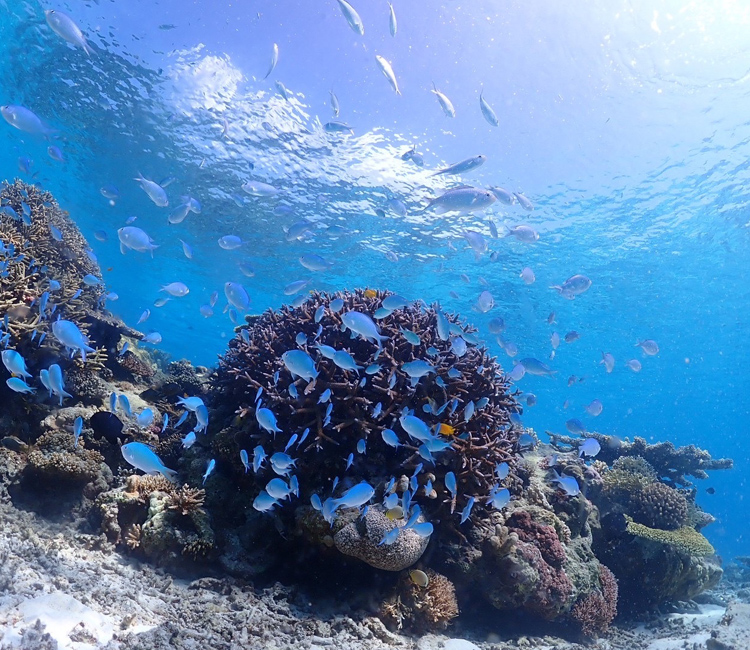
168, 485, 206, 515
571, 565, 618, 637
381, 569, 459, 632
212, 289, 522, 536
548, 431, 732, 488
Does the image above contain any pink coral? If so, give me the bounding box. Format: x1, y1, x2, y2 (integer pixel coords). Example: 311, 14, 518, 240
571, 564, 618, 637
507, 511, 566, 566
515, 541, 573, 618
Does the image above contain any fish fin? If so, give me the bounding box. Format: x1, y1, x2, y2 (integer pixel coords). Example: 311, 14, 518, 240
120, 242, 126, 255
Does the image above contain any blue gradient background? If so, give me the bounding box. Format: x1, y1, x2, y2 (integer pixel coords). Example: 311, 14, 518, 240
0, 0, 747, 558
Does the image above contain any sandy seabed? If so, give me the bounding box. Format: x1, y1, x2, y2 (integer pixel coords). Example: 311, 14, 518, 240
0, 500, 746, 650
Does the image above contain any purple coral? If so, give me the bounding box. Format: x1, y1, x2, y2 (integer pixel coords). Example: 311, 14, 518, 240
571, 564, 619, 637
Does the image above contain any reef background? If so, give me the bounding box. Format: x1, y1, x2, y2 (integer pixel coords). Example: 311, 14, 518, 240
0, 181, 740, 648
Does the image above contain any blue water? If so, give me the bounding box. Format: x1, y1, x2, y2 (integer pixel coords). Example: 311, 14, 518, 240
0, 0, 747, 559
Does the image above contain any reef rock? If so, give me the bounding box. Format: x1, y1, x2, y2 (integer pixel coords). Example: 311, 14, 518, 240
334, 507, 430, 571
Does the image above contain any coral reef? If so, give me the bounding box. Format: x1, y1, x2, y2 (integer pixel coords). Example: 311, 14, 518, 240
551, 432, 730, 614
93, 473, 214, 567
381, 569, 459, 632
570, 565, 618, 637
548, 431, 733, 488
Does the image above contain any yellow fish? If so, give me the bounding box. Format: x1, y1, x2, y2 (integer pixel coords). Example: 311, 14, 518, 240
437, 423, 455, 436
386, 506, 404, 520
409, 569, 429, 587
364, 288, 378, 298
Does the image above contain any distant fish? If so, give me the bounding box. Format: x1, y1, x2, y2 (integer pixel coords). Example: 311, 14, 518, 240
242, 181, 279, 197
506, 225, 539, 243
579, 438, 601, 458
564, 331, 580, 344
425, 187, 496, 215
636, 339, 659, 356
515, 192, 534, 211
118, 226, 158, 255
432, 155, 486, 176
550, 469, 580, 496
330, 90, 340, 117
264, 43, 279, 80
52, 320, 95, 361
218, 235, 243, 250
324, 121, 353, 134
519, 357, 555, 377
225, 282, 251, 311
1, 105, 54, 136
45, 10, 93, 55
551, 274, 592, 299
6, 378, 34, 394
490, 186, 516, 205
299, 253, 331, 272
375, 55, 400, 95
134, 174, 168, 207
388, 2, 397, 36
566, 418, 586, 435
479, 88, 499, 126
520, 267, 535, 285
625, 359, 642, 373
431, 83, 455, 117
600, 352, 615, 373
89, 411, 126, 445
335, 0, 365, 35
584, 399, 603, 417
476, 290, 494, 313
161, 282, 189, 297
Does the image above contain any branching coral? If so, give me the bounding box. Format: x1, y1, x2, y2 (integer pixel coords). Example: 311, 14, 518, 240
381, 569, 459, 632
212, 289, 522, 538
571, 565, 618, 637
548, 431, 732, 488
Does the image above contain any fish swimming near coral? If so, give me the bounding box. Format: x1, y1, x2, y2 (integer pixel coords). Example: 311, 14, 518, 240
121, 442, 177, 481
89, 411, 127, 445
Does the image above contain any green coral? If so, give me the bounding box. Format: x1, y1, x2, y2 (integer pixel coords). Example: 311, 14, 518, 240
625, 517, 715, 556
631, 482, 689, 530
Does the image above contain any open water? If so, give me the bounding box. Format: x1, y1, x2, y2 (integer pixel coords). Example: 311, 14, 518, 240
0, 0, 747, 560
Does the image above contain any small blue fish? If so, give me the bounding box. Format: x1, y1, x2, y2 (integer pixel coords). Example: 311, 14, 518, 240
175, 411, 189, 427
289, 383, 298, 399
118, 394, 132, 417
82, 274, 100, 286
270, 452, 296, 476
253, 445, 267, 472
445, 471, 457, 498
566, 419, 586, 436
298, 428, 310, 446
496, 462, 509, 480
240, 449, 250, 473
136, 408, 155, 428
332, 350, 362, 373
50, 225, 63, 242
253, 490, 278, 512
203, 459, 216, 485
402, 360, 435, 379
487, 487, 510, 510
73, 416, 83, 448
5, 377, 36, 393
411, 522, 433, 537
122, 442, 177, 480
284, 434, 298, 452
447, 368, 461, 379
460, 496, 475, 524
2, 350, 32, 378
345, 452, 354, 470
356, 438, 366, 454
161, 413, 169, 433
256, 407, 282, 435
109, 392, 117, 413
365, 363, 382, 375
372, 402, 382, 418
314, 305, 325, 322
381, 428, 400, 448
579, 438, 601, 458
378, 528, 401, 546
318, 388, 331, 403
551, 470, 580, 496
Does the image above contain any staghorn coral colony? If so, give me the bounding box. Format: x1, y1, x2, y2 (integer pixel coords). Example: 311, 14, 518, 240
0, 182, 735, 641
